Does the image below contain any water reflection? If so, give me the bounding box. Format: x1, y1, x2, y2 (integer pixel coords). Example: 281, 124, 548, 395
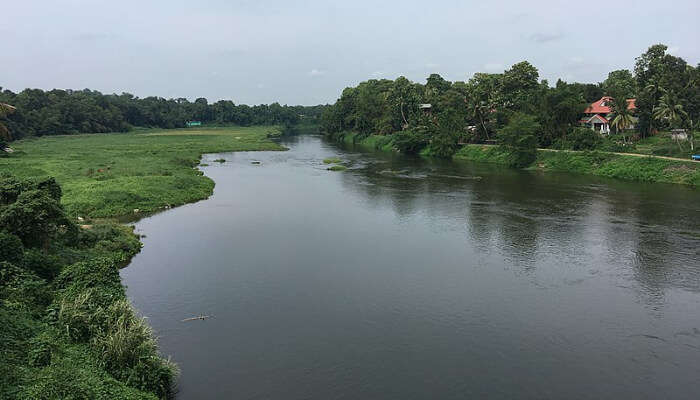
121, 135, 700, 400
335, 137, 700, 300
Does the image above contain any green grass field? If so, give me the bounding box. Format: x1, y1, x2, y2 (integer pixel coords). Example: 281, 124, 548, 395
0, 126, 284, 218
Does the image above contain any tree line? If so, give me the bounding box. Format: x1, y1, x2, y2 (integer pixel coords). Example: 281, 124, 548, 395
320, 44, 700, 163
0, 88, 327, 142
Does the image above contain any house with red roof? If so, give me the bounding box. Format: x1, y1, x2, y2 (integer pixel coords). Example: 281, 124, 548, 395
580, 96, 636, 134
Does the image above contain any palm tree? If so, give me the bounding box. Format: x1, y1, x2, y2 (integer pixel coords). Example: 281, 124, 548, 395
653, 92, 688, 128
0, 102, 17, 144
654, 93, 689, 152
610, 97, 634, 143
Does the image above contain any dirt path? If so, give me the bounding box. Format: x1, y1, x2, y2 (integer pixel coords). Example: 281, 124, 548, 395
536, 147, 696, 163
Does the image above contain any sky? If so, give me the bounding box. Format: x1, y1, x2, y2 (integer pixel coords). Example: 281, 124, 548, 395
2, 0, 699, 105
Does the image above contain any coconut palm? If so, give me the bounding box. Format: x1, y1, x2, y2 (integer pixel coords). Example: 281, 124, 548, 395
610, 97, 634, 143
653, 92, 688, 128
653, 93, 689, 151
0, 102, 16, 143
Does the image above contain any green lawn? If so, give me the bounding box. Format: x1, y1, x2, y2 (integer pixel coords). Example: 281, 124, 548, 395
0, 126, 284, 218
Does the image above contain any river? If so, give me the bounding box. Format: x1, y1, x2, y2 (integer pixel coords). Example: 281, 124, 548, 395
121, 135, 700, 399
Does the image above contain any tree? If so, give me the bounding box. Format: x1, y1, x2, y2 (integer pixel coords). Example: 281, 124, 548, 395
653, 92, 689, 128
610, 96, 635, 143
387, 76, 421, 128
603, 70, 636, 99
634, 44, 691, 137
498, 113, 540, 168
0, 102, 16, 143
0, 175, 76, 249
653, 92, 689, 151
429, 109, 462, 158
465, 73, 503, 141
502, 61, 540, 112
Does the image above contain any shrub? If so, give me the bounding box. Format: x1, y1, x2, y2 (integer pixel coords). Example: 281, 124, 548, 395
0, 189, 77, 248
498, 113, 540, 168
22, 248, 62, 280
0, 231, 23, 265
27, 331, 56, 367
393, 129, 429, 154
0, 261, 50, 312
567, 127, 602, 150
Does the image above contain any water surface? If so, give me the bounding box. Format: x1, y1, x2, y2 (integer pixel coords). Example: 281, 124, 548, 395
121, 135, 700, 399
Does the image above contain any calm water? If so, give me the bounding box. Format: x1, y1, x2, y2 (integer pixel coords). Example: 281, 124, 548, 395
121, 135, 700, 399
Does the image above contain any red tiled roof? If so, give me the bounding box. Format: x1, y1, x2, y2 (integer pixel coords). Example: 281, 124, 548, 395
584, 96, 635, 114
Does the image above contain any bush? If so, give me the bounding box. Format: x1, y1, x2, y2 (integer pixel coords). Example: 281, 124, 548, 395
27, 331, 56, 367
22, 248, 62, 280
393, 129, 429, 154
0, 261, 50, 312
567, 127, 602, 150
498, 113, 540, 168
0, 231, 24, 265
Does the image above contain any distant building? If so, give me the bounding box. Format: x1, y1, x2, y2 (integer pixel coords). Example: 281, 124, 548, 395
419, 104, 432, 112
580, 96, 636, 134
186, 121, 202, 127
671, 129, 688, 141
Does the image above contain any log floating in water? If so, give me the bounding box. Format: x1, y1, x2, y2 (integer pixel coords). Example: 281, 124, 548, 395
181, 315, 212, 322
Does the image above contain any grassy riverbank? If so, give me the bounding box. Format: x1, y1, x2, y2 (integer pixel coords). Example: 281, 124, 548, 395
1, 126, 284, 399
0, 126, 284, 218
333, 131, 700, 186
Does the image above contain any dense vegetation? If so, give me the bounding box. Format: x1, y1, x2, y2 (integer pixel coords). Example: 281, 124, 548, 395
320, 44, 700, 166
0, 87, 326, 141
0, 174, 176, 399
0, 126, 286, 398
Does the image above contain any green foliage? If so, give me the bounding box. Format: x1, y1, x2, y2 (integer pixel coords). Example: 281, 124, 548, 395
557, 127, 602, 151
93, 300, 178, 398
0, 87, 327, 141
634, 44, 697, 137
393, 129, 429, 154
0, 173, 177, 399
604, 69, 637, 99
454, 145, 699, 185
323, 157, 342, 164
498, 113, 540, 168
22, 248, 62, 280
0, 261, 51, 312
0, 230, 24, 264
0, 189, 76, 248
427, 110, 461, 158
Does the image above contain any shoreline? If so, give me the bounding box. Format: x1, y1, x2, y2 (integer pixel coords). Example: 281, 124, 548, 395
332, 131, 700, 186
0, 126, 287, 399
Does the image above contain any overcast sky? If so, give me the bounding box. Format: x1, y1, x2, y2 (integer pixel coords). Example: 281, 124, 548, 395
2, 0, 698, 105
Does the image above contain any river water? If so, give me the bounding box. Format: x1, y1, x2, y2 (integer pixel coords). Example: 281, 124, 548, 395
121, 135, 700, 399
